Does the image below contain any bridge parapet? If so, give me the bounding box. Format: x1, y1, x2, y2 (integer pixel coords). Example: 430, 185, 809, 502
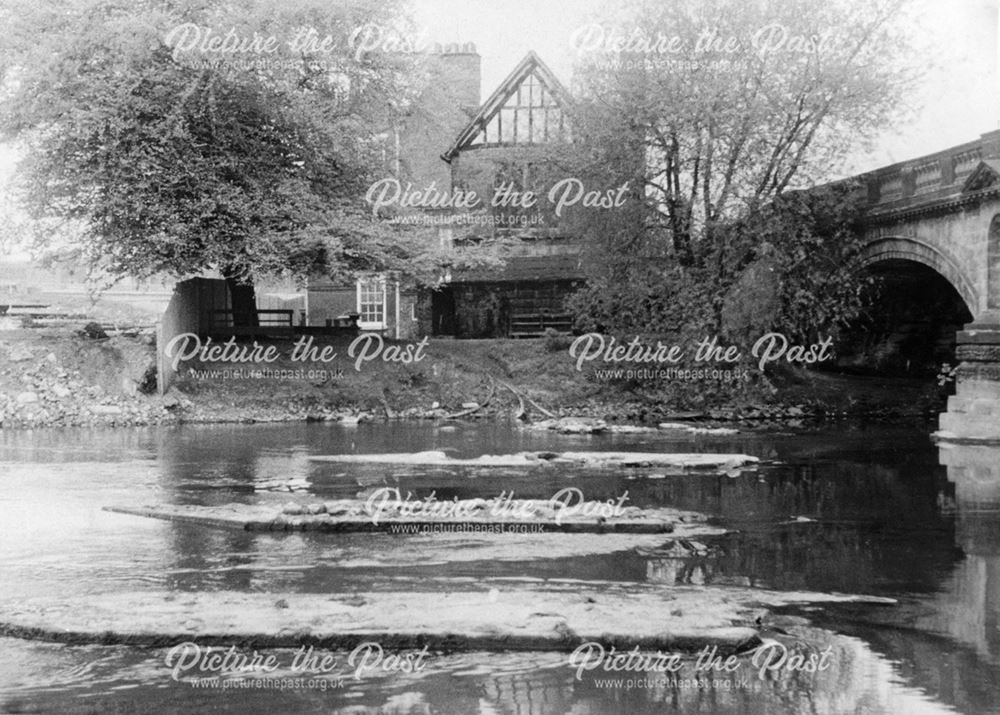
861, 129, 1000, 219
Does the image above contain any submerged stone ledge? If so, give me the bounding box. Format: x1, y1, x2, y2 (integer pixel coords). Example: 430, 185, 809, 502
103, 501, 723, 535
0, 585, 895, 652
307, 450, 758, 470
523, 417, 741, 436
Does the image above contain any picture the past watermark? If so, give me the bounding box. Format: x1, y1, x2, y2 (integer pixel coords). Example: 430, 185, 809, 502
570, 332, 833, 381
165, 641, 429, 691
165, 331, 832, 383
162, 637, 836, 693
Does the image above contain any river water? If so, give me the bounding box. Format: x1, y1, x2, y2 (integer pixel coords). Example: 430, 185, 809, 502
0, 421, 997, 714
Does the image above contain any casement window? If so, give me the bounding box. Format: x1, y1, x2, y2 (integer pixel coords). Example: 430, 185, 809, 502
356, 278, 386, 330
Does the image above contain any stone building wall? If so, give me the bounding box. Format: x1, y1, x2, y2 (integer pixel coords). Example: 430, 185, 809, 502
398, 47, 481, 191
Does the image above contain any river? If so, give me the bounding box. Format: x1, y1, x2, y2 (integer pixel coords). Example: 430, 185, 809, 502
0, 422, 997, 714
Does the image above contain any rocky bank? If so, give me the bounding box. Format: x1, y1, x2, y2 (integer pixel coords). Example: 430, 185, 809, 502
0, 327, 949, 429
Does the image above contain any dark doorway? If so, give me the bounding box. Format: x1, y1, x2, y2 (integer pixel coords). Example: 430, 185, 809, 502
837, 260, 974, 376
431, 287, 457, 336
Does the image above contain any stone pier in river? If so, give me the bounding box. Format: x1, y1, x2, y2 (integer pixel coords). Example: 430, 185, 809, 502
940, 313, 1000, 441
852, 131, 1000, 442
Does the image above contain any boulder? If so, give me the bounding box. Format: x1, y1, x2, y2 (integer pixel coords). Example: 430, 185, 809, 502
81, 322, 108, 340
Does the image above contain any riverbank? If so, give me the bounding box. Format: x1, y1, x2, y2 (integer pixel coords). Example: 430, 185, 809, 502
0, 328, 949, 429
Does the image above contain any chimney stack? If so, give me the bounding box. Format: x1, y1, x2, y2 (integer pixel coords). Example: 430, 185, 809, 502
431, 42, 481, 110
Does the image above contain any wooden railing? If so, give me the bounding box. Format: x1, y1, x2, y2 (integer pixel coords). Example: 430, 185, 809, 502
509, 311, 574, 338
206, 309, 359, 337
208, 309, 295, 331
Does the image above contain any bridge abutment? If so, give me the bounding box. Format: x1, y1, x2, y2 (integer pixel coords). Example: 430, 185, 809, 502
940, 312, 1000, 442
854, 130, 1000, 441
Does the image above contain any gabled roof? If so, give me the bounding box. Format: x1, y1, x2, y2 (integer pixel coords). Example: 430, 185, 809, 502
961, 159, 1000, 193
450, 253, 584, 283
442, 51, 573, 162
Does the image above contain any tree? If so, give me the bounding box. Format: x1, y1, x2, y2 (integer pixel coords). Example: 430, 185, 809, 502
566, 0, 918, 339
0, 0, 444, 325
711, 181, 876, 341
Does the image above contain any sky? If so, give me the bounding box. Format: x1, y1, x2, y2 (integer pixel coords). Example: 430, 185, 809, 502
410, 0, 1000, 172
2, 0, 1000, 257
410, 0, 606, 93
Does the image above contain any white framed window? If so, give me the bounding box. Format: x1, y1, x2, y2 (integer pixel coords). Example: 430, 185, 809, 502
357, 278, 386, 330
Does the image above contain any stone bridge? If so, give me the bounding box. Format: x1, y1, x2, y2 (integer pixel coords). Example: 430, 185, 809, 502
854, 129, 1000, 441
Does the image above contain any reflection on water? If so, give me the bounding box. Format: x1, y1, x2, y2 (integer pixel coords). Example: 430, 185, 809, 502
0, 636, 961, 715
911, 443, 1000, 662
0, 422, 997, 713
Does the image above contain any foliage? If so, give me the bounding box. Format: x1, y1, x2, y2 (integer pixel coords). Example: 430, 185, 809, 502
569, 180, 874, 341
0, 0, 464, 292
542, 327, 572, 353
713, 181, 876, 341
566, 0, 917, 340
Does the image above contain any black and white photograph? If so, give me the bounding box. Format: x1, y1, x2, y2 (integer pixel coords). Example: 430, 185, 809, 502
1, 0, 999, 712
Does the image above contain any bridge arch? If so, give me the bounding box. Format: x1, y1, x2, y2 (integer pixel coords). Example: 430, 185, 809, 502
857, 236, 979, 316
